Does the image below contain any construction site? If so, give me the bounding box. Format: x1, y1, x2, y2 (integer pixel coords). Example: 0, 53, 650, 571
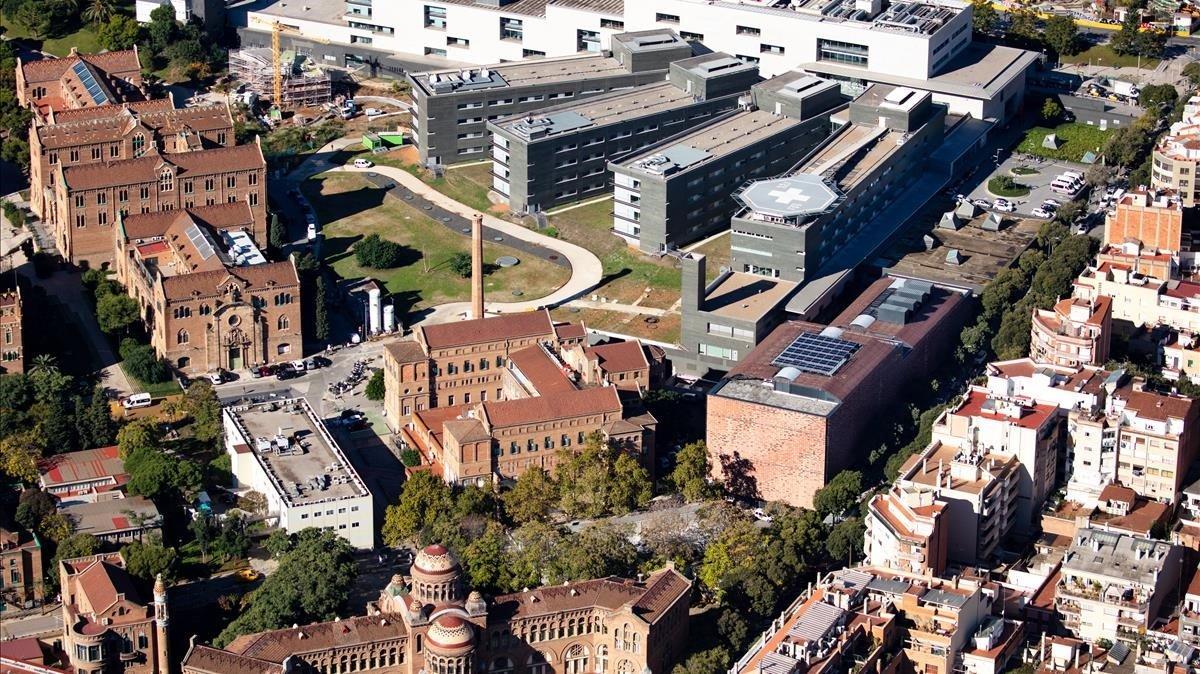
229, 47, 332, 108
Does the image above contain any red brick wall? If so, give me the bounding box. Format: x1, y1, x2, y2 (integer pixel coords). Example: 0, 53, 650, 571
706, 394, 829, 508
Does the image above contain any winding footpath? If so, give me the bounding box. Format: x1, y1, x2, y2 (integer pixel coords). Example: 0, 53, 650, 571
287, 136, 604, 325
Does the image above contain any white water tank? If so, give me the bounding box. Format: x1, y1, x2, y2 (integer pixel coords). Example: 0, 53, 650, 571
368, 287, 382, 334
383, 304, 395, 333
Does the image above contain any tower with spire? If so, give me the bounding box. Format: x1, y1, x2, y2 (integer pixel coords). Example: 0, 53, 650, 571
153, 573, 170, 674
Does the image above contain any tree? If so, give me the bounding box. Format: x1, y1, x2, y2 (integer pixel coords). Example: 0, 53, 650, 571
556, 433, 653, 518
673, 648, 731, 674
314, 276, 330, 342
448, 252, 473, 278
181, 381, 221, 444
812, 470, 862, 519
120, 339, 171, 384
670, 441, 718, 502
97, 15, 141, 50
146, 4, 178, 55
14, 0, 54, 39
15, 489, 56, 532
121, 539, 177, 582
215, 529, 356, 646
365, 370, 385, 401
82, 0, 117, 24
118, 418, 164, 458
507, 521, 568, 588
269, 213, 287, 250
1041, 97, 1063, 124
503, 466, 557, 524
0, 430, 43, 483
1138, 84, 1178, 111
50, 533, 99, 583
1044, 15, 1079, 56
1185, 61, 1200, 87
77, 386, 116, 450
381, 471, 453, 546
1005, 8, 1041, 46
96, 293, 140, 335
609, 452, 652, 515
460, 520, 508, 592
557, 523, 638, 581
354, 233, 407, 268
698, 519, 762, 598
970, 0, 998, 34
126, 447, 202, 500
826, 516, 865, 563
39, 512, 72, 542
264, 530, 293, 558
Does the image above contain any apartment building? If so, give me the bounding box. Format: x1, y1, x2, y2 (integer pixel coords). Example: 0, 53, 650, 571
1055, 528, 1184, 644
0, 288, 24, 374
28, 98, 235, 224
59, 553, 171, 674
984, 359, 1109, 415
1067, 375, 1199, 504
409, 31, 693, 165
1182, 572, 1200, 647
53, 141, 268, 267
1029, 297, 1112, 369
610, 74, 843, 252
0, 527, 44, 611
113, 204, 301, 375
382, 311, 580, 428
1162, 330, 1200, 383
1151, 94, 1200, 207
1103, 189, 1189, 253
15, 48, 143, 112
729, 84, 945, 283
1074, 256, 1200, 333
223, 397, 375, 549
706, 276, 970, 506
489, 51, 760, 212
863, 487, 949, 576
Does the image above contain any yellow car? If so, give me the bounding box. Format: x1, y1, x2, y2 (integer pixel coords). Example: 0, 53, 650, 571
236, 568, 260, 583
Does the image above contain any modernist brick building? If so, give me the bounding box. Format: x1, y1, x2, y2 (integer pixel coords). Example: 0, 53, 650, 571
114, 203, 301, 374
182, 544, 691, 674
54, 140, 267, 267
16, 47, 144, 112
0, 288, 25, 374
28, 97, 235, 225
706, 276, 971, 507
59, 553, 170, 674
0, 527, 44, 610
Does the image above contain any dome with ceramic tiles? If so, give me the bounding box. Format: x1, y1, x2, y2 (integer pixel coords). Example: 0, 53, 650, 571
414, 544, 460, 576
426, 614, 474, 651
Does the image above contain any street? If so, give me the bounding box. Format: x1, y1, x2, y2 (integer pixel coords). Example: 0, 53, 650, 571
0, 609, 62, 640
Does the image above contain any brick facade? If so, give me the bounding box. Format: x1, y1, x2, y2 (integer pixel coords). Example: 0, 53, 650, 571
0, 289, 24, 374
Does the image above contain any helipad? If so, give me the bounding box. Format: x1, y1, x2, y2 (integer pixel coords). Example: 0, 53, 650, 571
738, 174, 840, 219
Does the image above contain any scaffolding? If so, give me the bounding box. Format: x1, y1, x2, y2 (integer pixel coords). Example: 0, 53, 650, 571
229, 47, 332, 108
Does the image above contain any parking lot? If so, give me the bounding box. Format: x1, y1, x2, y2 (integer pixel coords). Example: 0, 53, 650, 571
965, 156, 1093, 220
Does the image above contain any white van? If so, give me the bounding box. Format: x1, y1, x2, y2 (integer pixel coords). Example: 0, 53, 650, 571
353, 158, 374, 168
1051, 178, 1082, 196
122, 393, 152, 410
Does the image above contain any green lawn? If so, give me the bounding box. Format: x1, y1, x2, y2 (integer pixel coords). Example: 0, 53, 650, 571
1017, 122, 1113, 162
370, 153, 497, 215
0, 19, 104, 57
987, 177, 1031, 197
548, 198, 681, 309
121, 364, 182, 397
1059, 42, 1160, 70
688, 231, 732, 282
304, 174, 569, 314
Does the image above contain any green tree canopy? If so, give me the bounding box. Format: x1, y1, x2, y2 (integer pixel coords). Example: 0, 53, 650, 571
365, 370, 385, 401
826, 516, 866, 563
556, 433, 652, 518
354, 233, 408, 269
670, 441, 718, 502
502, 466, 558, 524
121, 539, 178, 582
381, 471, 454, 546
1044, 15, 1079, 55
96, 293, 140, 335
812, 470, 863, 518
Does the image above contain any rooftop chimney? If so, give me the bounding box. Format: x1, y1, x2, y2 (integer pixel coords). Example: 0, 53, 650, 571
471, 213, 484, 319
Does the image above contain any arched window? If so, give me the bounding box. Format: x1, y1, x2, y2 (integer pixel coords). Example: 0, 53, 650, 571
177, 329, 189, 344
132, 133, 145, 157
632, 633, 641, 654
177, 356, 190, 369
527, 652, 550, 674
564, 644, 588, 674
199, 303, 211, 316
278, 315, 289, 330
489, 657, 513, 674
159, 169, 174, 192
617, 660, 634, 674
597, 645, 609, 673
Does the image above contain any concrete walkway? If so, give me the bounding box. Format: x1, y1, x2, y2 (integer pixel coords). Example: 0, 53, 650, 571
565, 298, 667, 317
337, 164, 604, 315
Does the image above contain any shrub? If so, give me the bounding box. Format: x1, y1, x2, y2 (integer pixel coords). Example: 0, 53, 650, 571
365, 370, 384, 401
448, 252, 472, 278
120, 339, 172, 384
2, 202, 25, 229
400, 449, 421, 467
354, 234, 407, 269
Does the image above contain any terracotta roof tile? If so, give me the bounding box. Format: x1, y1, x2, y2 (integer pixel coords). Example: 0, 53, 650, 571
586, 340, 648, 374
234, 616, 408, 662
182, 645, 284, 674
61, 143, 264, 190
492, 567, 689, 622
21, 49, 141, 84
49, 98, 172, 123
39, 102, 232, 148
482, 386, 620, 428
1118, 386, 1199, 422
121, 202, 256, 241
632, 567, 691, 622
384, 340, 427, 364
419, 310, 553, 350
159, 261, 298, 300
507, 345, 576, 394
38, 445, 124, 487
75, 559, 142, 614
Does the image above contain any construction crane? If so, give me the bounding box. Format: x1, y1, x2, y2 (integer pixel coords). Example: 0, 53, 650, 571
248, 15, 328, 107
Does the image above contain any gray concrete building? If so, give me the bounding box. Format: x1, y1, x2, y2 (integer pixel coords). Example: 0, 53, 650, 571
488, 52, 761, 213
609, 73, 845, 253
408, 30, 694, 165
729, 84, 947, 283
678, 253, 798, 375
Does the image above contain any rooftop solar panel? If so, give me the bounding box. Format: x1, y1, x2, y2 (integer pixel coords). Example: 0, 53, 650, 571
71, 61, 110, 105
185, 223, 217, 260
772, 332, 861, 376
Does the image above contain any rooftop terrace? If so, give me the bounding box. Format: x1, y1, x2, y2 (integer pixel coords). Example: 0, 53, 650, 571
224, 398, 370, 507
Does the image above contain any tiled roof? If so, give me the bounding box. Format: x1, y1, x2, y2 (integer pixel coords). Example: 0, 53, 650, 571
231, 616, 408, 662
61, 143, 265, 190
482, 386, 620, 428
159, 261, 298, 301
49, 98, 171, 123
507, 345, 576, 394
39, 102, 233, 148
63, 496, 160, 538
586, 340, 647, 374
1099, 483, 1136, 505
419, 310, 553, 350
21, 49, 141, 84
632, 567, 691, 622
384, 339, 427, 363
75, 558, 142, 614
493, 567, 689, 622
1118, 385, 1199, 423
182, 645, 285, 674
553, 321, 586, 340
122, 202, 256, 241
954, 389, 1058, 430
38, 445, 125, 486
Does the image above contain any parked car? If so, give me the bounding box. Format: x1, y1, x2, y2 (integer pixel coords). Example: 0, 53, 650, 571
276, 364, 299, 381
1031, 208, 1054, 219
310, 355, 332, 369
364, 107, 384, 117
291, 359, 308, 372
353, 158, 374, 168
991, 198, 1016, 213
752, 508, 773, 523
1042, 198, 1061, 208
122, 393, 152, 410
208, 370, 227, 385
256, 364, 278, 378
972, 198, 991, 210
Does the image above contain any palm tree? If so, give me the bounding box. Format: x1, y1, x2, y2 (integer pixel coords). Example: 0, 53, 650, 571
82, 0, 115, 25
30, 354, 59, 376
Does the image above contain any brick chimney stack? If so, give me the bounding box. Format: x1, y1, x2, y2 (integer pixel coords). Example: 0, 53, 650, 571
471, 213, 484, 319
